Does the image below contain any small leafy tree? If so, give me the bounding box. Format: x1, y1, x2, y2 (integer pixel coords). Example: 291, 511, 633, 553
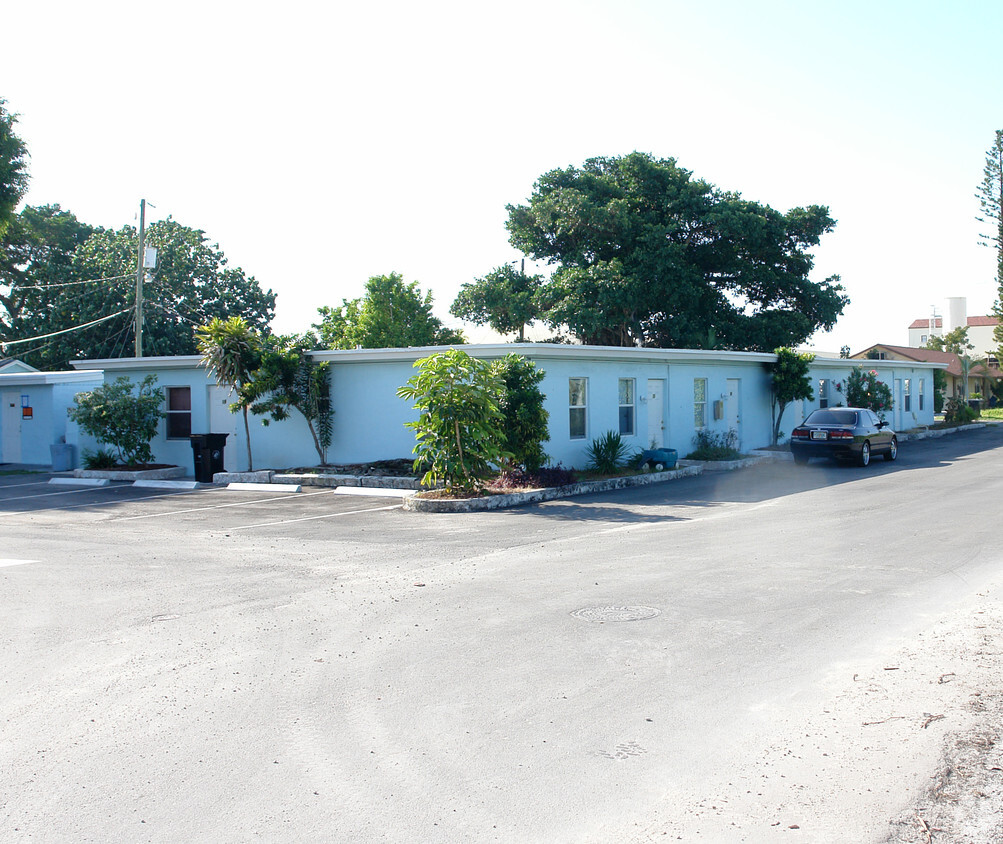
492, 354, 549, 473
196, 316, 262, 471
68, 375, 165, 466
450, 265, 544, 341
396, 349, 509, 491
246, 335, 333, 465
766, 348, 815, 445
846, 368, 893, 418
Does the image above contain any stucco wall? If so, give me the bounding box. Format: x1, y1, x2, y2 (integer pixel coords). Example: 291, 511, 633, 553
65, 348, 943, 475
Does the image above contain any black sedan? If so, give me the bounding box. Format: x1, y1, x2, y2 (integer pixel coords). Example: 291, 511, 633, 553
789, 407, 897, 467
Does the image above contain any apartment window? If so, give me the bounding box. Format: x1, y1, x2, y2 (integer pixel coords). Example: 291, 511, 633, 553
618, 378, 635, 436
818, 379, 829, 409
693, 378, 707, 429
569, 378, 587, 439
903, 378, 911, 412
165, 386, 192, 439
920, 334, 928, 345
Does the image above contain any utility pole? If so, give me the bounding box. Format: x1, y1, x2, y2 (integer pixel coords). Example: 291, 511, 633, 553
135, 199, 146, 357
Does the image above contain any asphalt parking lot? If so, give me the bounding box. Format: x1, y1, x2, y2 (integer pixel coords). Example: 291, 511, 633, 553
4, 427, 1003, 842
0, 475, 408, 534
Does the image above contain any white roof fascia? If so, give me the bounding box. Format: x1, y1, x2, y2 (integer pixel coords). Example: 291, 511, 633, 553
70, 346, 950, 371
307, 343, 778, 365
72, 355, 203, 371
0, 369, 105, 386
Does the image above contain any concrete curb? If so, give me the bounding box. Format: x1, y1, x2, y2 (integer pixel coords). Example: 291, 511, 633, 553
133, 479, 202, 490
899, 422, 988, 441
226, 482, 302, 493
697, 455, 768, 472
403, 463, 703, 513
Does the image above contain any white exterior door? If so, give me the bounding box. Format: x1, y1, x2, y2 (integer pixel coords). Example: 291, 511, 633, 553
726, 378, 741, 447
2, 391, 22, 463
208, 386, 242, 469
646, 379, 665, 448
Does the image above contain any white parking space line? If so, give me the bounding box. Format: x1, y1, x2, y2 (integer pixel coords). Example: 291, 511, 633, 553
0, 480, 53, 490
331, 487, 415, 498
229, 503, 402, 530
0, 488, 197, 517
0, 559, 36, 568
113, 489, 336, 521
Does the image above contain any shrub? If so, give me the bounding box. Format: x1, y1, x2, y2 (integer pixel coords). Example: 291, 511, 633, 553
397, 349, 510, 491
686, 429, 742, 461
846, 368, 893, 418
585, 430, 631, 474
493, 354, 549, 473
943, 397, 979, 425
68, 375, 165, 466
81, 448, 119, 469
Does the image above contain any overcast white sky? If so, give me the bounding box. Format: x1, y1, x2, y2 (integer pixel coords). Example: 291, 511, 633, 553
3, 0, 1000, 354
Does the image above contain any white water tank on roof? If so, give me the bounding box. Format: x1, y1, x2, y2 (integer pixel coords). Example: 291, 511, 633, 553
946, 297, 967, 333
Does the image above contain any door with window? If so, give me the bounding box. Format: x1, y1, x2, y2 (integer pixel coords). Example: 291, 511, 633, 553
646, 379, 665, 448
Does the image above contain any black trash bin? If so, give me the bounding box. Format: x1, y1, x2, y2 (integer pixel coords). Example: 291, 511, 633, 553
190, 433, 228, 482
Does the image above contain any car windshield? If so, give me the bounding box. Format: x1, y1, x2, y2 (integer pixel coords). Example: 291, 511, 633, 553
805, 410, 857, 426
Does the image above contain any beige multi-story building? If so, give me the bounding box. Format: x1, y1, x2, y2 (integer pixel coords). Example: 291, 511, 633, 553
907, 297, 999, 361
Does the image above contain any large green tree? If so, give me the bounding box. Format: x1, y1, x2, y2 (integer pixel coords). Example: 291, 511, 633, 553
0, 99, 29, 238
1, 213, 275, 369
506, 152, 847, 351
316, 272, 464, 350
450, 265, 544, 341
0, 205, 95, 367
976, 130, 1003, 355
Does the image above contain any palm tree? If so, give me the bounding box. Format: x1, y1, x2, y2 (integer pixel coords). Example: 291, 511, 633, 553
196, 317, 260, 471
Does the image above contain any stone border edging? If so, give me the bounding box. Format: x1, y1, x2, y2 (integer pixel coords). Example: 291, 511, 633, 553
74, 466, 186, 481
898, 422, 988, 441
212, 470, 424, 489
403, 463, 703, 512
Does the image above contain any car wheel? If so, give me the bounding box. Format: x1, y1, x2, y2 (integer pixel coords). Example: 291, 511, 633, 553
884, 437, 898, 461
793, 454, 809, 466
858, 441, 870, 467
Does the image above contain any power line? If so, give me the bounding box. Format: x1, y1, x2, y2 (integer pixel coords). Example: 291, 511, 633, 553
1, 308, 134, 351
2, 273, 133, 291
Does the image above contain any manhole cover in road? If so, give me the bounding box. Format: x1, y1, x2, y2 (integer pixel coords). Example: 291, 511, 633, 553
570, 606, 660, 623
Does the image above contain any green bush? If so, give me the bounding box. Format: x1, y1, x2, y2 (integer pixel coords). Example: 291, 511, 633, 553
686, 429, 743, 461
585, 430, 631, 474
68, 375, 165, 466
397, 349, 510, 491
943, 397, 979, 425
493, 354, 549, 473
81, 448, 119, 469
846, 368, 893, 418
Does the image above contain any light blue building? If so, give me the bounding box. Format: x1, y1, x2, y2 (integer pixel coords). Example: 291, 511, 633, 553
0, 345, 944, 472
